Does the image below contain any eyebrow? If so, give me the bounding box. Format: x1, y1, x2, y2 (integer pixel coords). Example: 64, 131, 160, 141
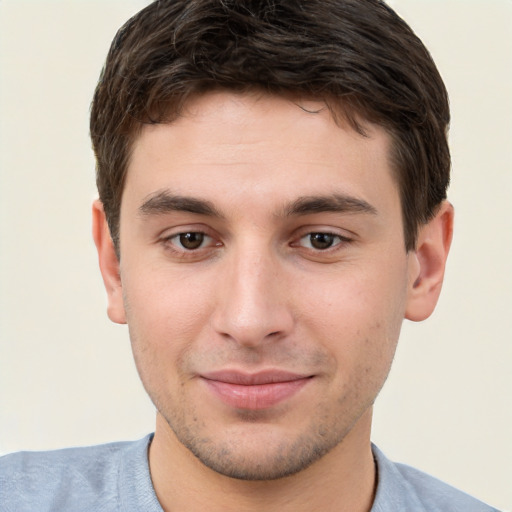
283, 194, 378, 217
138, 190, 377, 220
139, 190, 224, 218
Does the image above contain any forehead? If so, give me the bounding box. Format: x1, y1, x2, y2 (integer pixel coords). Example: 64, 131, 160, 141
123, 91, 398, 215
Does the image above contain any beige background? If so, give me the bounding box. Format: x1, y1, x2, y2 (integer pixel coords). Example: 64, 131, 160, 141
0, 1, 510, 510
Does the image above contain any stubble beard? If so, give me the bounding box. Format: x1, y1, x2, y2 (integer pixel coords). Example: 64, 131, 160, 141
155, 390, 373, 481
126, 307, 394, 482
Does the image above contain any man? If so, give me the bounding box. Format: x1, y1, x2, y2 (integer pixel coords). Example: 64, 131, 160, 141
0, 1, 500, 511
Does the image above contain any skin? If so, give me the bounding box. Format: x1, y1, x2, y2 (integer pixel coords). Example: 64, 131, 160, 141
93, 91, 453, 512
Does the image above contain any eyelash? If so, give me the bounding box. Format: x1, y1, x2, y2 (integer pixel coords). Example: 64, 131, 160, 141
296, 232, 351, 251
162, 231, 219, 257
160, 229, 353, 259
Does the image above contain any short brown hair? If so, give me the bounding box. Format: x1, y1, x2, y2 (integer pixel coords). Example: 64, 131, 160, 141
90, 0, 450, 252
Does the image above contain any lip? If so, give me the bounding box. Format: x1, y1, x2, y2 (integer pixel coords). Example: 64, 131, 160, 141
200, 370, 313, 410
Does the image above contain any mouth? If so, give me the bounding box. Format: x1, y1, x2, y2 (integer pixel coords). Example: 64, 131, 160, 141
200, 370, 314, 410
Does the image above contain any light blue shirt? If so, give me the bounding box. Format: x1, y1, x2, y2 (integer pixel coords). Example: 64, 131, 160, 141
0, 434, 500, 511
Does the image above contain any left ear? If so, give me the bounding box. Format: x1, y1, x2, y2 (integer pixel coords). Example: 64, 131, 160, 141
405, 201, 454, 322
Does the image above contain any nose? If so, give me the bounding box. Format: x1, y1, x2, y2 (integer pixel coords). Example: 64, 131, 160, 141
211, 245, 294, 347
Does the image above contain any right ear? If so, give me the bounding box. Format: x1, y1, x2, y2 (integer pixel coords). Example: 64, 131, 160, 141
92, 200, 126, 324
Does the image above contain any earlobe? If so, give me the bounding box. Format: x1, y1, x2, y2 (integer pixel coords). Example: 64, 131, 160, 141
405, 201, 454, 322
92, 200, 126, 324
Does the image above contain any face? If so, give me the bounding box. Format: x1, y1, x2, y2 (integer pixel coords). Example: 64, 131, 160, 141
111, 92, 420, 479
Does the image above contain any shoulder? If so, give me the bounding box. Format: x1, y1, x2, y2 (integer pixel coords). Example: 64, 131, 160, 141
371, 444, 500, 512
0, 435, 155, 512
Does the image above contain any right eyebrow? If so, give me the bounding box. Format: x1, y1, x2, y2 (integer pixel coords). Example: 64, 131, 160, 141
138, 190, 224, 219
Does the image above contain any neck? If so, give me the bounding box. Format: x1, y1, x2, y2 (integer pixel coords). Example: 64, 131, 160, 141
149, 409, 376, 512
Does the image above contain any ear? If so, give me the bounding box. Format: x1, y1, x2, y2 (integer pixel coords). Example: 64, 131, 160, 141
92, 200, 126, 324
405, 201, 454, 322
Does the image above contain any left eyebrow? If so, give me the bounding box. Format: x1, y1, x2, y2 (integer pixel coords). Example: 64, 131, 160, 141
283, 194, 378, 217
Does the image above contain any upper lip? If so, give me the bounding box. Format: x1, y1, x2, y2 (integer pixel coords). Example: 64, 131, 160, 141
200, 370, 312, 385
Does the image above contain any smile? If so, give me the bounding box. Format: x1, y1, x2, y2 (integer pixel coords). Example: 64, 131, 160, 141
200, 370, 313, 410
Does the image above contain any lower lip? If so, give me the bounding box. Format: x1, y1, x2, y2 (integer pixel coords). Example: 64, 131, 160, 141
202, 378, 311, 410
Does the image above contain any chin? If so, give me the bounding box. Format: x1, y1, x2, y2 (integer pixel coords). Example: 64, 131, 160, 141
167, 416, 349, 481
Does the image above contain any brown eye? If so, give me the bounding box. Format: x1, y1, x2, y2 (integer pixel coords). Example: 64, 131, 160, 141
308, 233, 336, 250
178, 232, 205, 250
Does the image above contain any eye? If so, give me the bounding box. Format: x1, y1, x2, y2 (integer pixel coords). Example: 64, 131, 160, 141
299, 232, 345, 250
168, 232, 212, 250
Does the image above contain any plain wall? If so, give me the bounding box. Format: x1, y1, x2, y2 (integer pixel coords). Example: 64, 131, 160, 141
0, 1, 510, 510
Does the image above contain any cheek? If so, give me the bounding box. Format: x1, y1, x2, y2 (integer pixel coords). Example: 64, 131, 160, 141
300, 270, 406, 331
123, 265, 213, 335
121, 268, 215, 384
296, 260, 408, 367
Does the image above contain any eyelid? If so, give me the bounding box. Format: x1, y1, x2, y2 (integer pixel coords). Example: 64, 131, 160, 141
297, 232, 350, 250
299, 232, 344, 246
159, 225, 223, 258
288, 226, 356, 260
167, 232, 214, 250
292, 225, 354, 242
158, 223, 217, 241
